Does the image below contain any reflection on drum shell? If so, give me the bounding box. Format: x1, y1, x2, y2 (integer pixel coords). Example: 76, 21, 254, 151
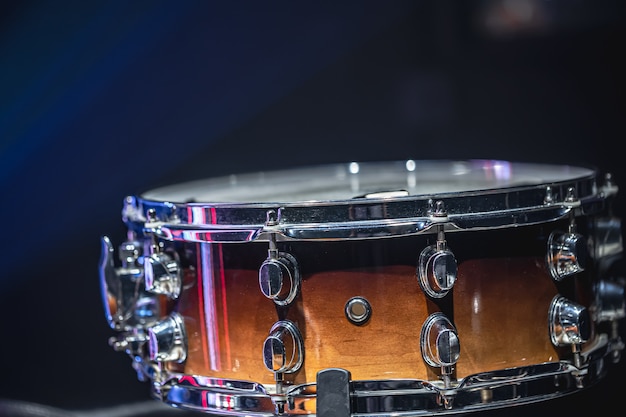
171, 221, 583, 384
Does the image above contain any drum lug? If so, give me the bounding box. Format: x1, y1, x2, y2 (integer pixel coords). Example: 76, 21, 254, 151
259, 252, 301, 306
594, 280, 626, 323
549, 295, 591, 368
263, 320, 304, 375
147, 312, 187, 363
418, 212, 458, 298
259, 211, 301, 306
546, 212, 588, 281
592, 217, 623, 259
263, 320, 304, 410
547, 230, 587, 281
420, 312, 460, 388
593, 279, 626, 363
144, 250, 182, 299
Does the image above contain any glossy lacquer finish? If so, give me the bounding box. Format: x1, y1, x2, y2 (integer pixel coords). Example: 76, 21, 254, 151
455, 257, 560, 376
175, 236, 563, 385
176, 242, 435, 386
101, 160, 624, 415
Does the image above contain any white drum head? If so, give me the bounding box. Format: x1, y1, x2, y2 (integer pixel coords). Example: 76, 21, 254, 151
128, 160, 602, 242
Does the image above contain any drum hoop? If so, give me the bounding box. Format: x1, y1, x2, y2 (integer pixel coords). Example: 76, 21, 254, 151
157, 337, 611, 416
128, 176, 610, 242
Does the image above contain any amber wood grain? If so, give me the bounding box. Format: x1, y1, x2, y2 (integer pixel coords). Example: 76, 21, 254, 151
454, 257, 560, 377
298, 265, 432, 382
177, 248, 565, 386
179, 261, 433, 385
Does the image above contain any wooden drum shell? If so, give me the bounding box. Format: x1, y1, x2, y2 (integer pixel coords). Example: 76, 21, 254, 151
170, 221, 580, 386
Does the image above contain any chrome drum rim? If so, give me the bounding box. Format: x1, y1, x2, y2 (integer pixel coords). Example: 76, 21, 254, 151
123, 160, 610, 243
154, 334, 617, 416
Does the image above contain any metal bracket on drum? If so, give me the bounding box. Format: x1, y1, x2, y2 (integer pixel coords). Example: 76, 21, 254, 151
546, 187, 589, 282
99, 235, 147, 331
418, 200, 458, 299
259, 210, 301, 306
549, 295, 591, 378
594, 279, 626, 363
143, 209, 182, 300
99, 234, 163, 382
420, 312, 461, 391
262, 320, 304, 414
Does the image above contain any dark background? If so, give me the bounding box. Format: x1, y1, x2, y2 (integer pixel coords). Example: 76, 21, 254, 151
0, 0, 625, 415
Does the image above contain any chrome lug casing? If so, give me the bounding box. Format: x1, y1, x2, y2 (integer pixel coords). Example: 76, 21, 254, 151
418, 243, 457, 298
101, 160, 625, 416
259, 253, 301, 306
420, 313, 460, 369
594, 279, 626, 323
147, 312, 187, 362
420, 312, 460, 391
262, 320, 304, 374
547, 230, 588, 281
549, 295, 591, 347
144, 251, 182, 299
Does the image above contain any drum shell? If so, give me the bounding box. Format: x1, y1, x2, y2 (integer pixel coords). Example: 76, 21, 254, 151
165, 217, 595, 386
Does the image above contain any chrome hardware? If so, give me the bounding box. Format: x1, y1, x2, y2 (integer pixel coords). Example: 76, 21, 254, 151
420, 312, 460, 388
428, 199, 448, 219
547, 226, 587, 281
594, 280, 626, 323
601, 172, 619, 198
144, 250, 181, 299
564, 187, 578, 204
100, 235, 162, 330
592, 217, 623, 263
259, 253, 300, 306
147, 312, 187, 363
549, 295, 591, 368
108, 329, 156, 382
108, 329, 147, 354
418, 218, 457, 298
162, 358, 619, 415
259, 212, 301, 306
109, 161, 626, 416
263, 319, 305, 412
262, 320, 304, 374
593, 280, 626, 362
544, 186, 555, 204
126, 161, 608, 242
345, 297, 372, 325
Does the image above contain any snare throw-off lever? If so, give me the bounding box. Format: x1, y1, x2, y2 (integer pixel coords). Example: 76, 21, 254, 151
100, 227, 187, 382
100, 234, 163, 380
100, 235, 158, 331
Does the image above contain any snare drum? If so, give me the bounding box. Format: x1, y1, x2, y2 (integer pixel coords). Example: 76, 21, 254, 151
100, 160, 625, 416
